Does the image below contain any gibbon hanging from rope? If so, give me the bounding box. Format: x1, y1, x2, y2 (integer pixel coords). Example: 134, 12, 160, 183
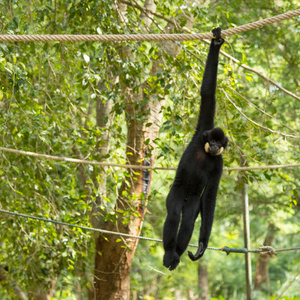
163, 28, 227, 271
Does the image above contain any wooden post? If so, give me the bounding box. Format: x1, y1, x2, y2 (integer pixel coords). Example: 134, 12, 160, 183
242, 183, 252, 299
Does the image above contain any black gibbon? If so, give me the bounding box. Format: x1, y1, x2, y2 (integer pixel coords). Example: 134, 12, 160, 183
163, 28, 227, 271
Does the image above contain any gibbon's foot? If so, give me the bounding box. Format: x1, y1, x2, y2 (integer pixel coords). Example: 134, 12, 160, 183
163, 251, 180, 271
188, 242, 205, 261
212, 27, 224, 45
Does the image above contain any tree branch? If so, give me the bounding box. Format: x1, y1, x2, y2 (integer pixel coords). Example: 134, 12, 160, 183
223, 89, 300, 138
119, 0, 179, 28
230, 88, 299, 134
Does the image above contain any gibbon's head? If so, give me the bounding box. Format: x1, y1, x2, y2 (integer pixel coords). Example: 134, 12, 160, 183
203, 127, 228, 156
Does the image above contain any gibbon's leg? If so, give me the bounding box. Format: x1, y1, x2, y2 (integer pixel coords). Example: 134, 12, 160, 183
176, 195, 201, 257
188, 179, 221, 261
163, 186, 186, 270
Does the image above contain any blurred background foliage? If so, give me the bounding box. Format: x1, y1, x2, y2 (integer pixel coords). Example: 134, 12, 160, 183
0, 0, 299, 299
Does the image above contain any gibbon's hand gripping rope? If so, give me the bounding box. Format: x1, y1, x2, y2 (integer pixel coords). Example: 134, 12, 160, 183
0, 9, 299, 42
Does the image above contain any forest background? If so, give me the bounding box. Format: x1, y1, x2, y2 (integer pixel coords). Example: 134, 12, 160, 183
0, 0, 299, 299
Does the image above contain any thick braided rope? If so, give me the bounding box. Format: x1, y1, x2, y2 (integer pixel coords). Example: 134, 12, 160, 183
0, 9, 299, 42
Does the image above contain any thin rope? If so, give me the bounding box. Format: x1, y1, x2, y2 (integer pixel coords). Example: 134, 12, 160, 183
1, 146, 300, 171
0, 208, 162, 242
0, 9, 299, 42
0, 209, 299, 254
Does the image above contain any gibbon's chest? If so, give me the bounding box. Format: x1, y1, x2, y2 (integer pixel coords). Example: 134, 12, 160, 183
192, 149, 217, 174
177, 148, 220, 185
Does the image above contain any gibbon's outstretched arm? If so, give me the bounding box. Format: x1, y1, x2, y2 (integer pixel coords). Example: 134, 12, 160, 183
196, 28, 224, 134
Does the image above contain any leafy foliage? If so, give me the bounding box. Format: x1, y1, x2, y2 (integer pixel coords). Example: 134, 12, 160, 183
0, 0, 299, 299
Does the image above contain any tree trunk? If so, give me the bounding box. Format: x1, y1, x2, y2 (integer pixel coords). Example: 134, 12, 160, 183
198, 262, 209, 300
254, 223, 276, 292
93, 87, 165, 299
92, 2, 195, 299
89, 87, 114, 229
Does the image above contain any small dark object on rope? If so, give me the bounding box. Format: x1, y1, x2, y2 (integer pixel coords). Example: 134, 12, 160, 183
222, 246, 249, 255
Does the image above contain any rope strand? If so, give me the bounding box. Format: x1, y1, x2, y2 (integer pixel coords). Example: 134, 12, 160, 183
0, 9, 299, 42
1, 146, 300, 171
0, 208, 299, 254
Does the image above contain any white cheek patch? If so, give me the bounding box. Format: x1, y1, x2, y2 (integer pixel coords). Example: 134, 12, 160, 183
216, 147, 224, 155
204, 142, 210, 153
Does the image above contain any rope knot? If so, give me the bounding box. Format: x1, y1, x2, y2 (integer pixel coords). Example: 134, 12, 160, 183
258, 246, 276, 258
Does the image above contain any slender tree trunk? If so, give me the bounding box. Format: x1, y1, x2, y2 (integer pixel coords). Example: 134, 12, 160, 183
93, 88, 165, 299
89, 89, 114, 229
198, 262, 209, 300
242, 183, 252, 300
84, 84, 114, 300
254, 223, 276, 292
239, 155, 252, 300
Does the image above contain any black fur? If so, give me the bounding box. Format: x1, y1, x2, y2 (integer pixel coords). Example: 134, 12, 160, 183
162, 28, 228, 271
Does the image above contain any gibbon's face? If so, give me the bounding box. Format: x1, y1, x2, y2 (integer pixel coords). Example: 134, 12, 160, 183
203, 128, 228, 156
